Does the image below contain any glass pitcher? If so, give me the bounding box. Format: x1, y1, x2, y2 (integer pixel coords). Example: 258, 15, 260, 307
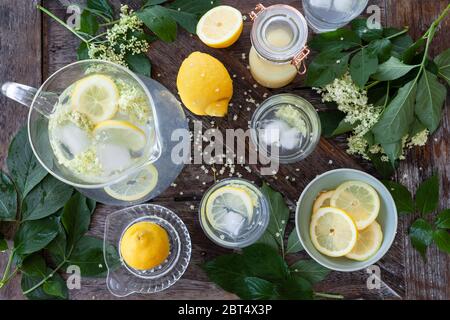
1, 60, 183, 206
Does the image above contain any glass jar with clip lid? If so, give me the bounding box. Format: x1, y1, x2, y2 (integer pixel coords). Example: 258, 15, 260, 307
249, 3, 310, 89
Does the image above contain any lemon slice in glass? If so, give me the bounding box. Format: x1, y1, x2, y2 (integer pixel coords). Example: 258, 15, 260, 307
310, 207, 358, 257
312, 190, 334, 215
94, 120, 146, 152
71, 75, 119, 123
330, 181, 380, 230
346, 221, 383, 261
206, 186, 254, 228
197, 6, 243, 48
104, 164, 158, 202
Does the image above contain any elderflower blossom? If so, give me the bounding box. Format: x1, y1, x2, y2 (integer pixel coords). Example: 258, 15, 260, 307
407, 129, 430, 148
88, 5, 149, 66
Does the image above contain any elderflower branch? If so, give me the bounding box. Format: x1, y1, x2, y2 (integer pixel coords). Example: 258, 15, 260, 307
37, 5, 89, 44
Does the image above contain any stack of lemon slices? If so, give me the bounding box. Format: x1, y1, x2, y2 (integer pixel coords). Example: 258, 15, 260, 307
310, 181, 383, 261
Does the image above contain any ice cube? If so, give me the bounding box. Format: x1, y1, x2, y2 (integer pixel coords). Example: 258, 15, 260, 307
280, 128, 301, 150
216, 210, 246, 238
260, 120, 290, 146
332, 0, 355, 13
57, 123, 91, 157
309, 0, 332, 9
97, 144, 132, 174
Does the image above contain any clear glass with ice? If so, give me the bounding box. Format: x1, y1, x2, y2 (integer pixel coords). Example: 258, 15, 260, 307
302, 0, 369, 33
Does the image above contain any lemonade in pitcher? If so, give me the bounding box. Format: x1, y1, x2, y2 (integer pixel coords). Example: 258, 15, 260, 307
48, 70, 158, 185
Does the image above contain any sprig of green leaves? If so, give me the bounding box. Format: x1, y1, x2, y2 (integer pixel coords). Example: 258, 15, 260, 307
383, 173, 450, 260
0, 126, 108, 299
203, 184, 340, 300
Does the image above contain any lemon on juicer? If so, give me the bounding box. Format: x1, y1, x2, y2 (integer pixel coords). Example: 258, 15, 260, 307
177, 52, 233, 117
120, 221, 170, 271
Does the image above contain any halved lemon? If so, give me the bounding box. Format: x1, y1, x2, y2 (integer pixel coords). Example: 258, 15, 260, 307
330, 181, 380, 230
104, 164, 158, 202
310, 207, 358, 257
71, 74, 119, 123
346, 221, 383, 261
94, 120, 146, 152
206, 186, 254, 228
197, 6, 243, 48
313, 190, 335, 215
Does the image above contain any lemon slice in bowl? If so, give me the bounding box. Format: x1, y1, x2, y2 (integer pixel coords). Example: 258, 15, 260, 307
104, 164, 158, 202
94, 120, 146, 152
197, 6, 243, 48
346, 221, 383, 261
71, 75, 119, 123
310, 207, 358, 257
313, 190, 335, 215
206, 186, 254, 228
330, 181, 380, 230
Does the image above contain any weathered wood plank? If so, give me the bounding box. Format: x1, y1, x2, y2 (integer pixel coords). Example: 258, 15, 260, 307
385, 0, 450, 300
0, 0, 42, 300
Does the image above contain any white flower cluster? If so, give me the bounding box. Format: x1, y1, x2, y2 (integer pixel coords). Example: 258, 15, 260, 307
316, 73, 430, 162
88, 5, 149, 66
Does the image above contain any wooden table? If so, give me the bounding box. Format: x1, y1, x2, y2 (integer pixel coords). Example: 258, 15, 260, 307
0, 0, 449, 300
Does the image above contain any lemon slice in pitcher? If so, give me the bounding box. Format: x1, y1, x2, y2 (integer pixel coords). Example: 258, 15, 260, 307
330, 181, 380, 230
94, 120, 146, 152
206, 186, 254, 228
346, 221, 383, 261
104, 164, 158, 202
310, 207, 358, 257
71, 75, 119, 123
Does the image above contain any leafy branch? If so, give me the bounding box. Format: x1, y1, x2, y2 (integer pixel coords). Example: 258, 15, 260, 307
203, 183, 343, 300
0, 127, 110, 299
384, 173, 450, 260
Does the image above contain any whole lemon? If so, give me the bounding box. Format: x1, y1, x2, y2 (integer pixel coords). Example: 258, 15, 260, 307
177, 52, 233, 117
120, 221, 170, 271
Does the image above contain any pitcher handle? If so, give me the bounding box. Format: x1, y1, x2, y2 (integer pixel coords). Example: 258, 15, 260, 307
1, 82, 57, 118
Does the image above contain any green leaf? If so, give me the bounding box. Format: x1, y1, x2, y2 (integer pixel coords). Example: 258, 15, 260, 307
402, 38, 425, 64
415, 173, 439, 216
381, 141, 402, 166
64, 236, 108, 277
6, 126, 48, 198
319, 111, 345, 138
242, 244, 290, 281
21, 175, 73, 221
42, 273, 68, 299
351, 19, 383, 42
277, 275, 313, 300
0, 171, 17, 221
202, 253, 247, 292
86, 0, 114, 20
0, 233, 7, 252
372, 57, 419, 81
125, 53, 152, 77
166, 0, 220, 17
233, 277, 278, 300
77, 42, 89, 61
163, 8, 199, 34
61, 193, 91, 250
382, 180, 414, 214
350, 48, 379, 87
372, 80, 417, 144
78, 11, 98, 35
255, 232, 279, 253
286, 230, 303, 254
257, 183, 290, 253
306, 50, 349, 87
46, 220, 67, 263
415, 70, 447, 133
435, 48, 450, 86
137, 6, 178, 42
369, 152, 396, 179
14, 216, 60, 256
20, 254, 57, 300
383, 28, 413, 56
435, 209, 450, 229
432, 229, 450, 253
410, 219, 433, 260
290, 260, 331, 284
309, 29, 361, 51
143, 0, 167, 7
367, 38, 392, 63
